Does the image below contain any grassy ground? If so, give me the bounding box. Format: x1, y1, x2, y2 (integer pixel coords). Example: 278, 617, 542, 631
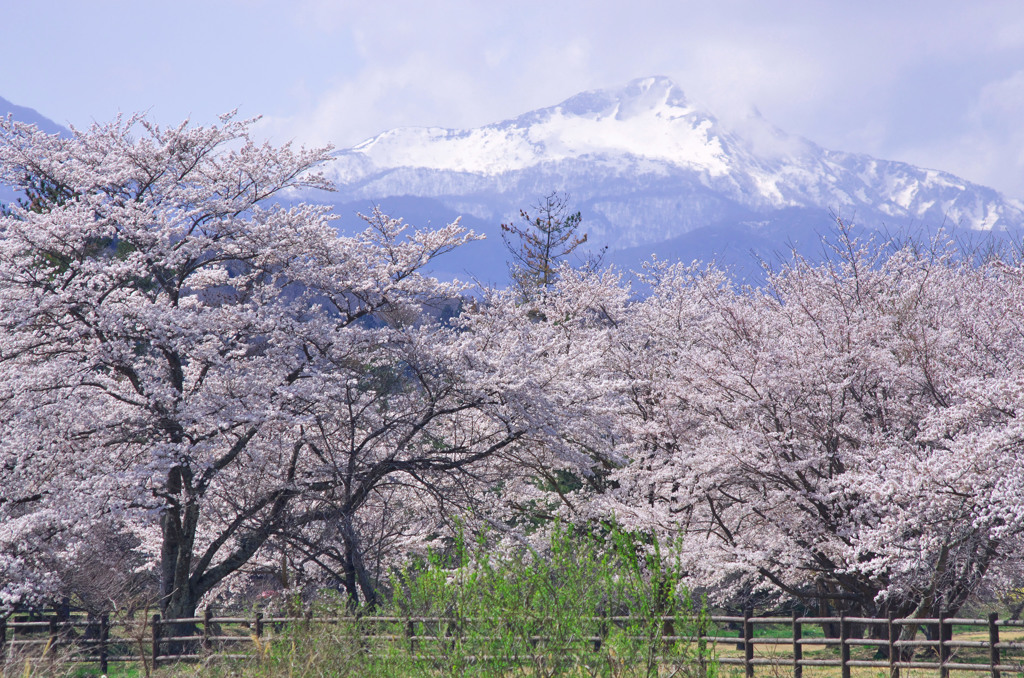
8, 528, 1023, 677
11, 625, 1024, 678
710, 623, 1024, 678
9, 619, 1024, 677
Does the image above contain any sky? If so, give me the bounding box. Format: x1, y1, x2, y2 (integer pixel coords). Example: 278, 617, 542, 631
2, 0, 1024, 198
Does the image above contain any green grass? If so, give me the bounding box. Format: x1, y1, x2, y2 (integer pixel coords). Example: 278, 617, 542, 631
153, 524, 715, 678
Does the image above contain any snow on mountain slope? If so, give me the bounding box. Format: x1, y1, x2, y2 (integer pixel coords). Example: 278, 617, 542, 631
347, 77, 731, 176
327, 77, 1024, 253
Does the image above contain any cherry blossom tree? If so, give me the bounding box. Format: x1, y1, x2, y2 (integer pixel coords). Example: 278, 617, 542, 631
0, 113, 523, 620
6, 109, 1023, 633
598, 236, 1024, 621
443, 265, 631, 546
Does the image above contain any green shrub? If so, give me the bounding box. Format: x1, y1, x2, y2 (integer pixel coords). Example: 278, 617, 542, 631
164, 523, 716, 678
390, 522, 715, 678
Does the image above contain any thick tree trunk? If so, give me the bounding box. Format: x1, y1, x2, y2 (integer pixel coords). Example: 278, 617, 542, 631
159, 503, 200, 615
159, 489, 201, 655
340, 516, 379, 609
160, 587, 200, 658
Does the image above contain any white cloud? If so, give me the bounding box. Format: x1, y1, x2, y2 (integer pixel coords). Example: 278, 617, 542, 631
975, 70, 1024, 120
889, 69, 1024, 198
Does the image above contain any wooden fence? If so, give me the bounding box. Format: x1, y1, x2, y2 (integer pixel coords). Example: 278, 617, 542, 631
711, 609, 1024, 677
4, 607, 1024, 676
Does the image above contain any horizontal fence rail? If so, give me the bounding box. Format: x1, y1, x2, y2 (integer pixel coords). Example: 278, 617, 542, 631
4, 607, 1024, 675
705, 610, 1024, 678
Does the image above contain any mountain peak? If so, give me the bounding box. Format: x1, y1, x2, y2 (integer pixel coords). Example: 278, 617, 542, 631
340, 76, 727, 177
556, 76, 689, 118
328, 77, 1024, 245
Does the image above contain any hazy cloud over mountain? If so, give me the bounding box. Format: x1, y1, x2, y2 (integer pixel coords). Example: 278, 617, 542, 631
2, 1, 1023, 197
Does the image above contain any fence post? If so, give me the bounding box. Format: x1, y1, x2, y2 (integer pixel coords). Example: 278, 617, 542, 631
888, 611, 899, 678
597, 610, 608, 654
0, 616, 6, 664
255, 611, 264, 639
792, 610, 802, 678
743, 608, 754, 678
988, 612, 1000, 678
697, 611, 708, 678
151, 613, 161, 668
202, 607, 213, 651
939, 608, 952, 678
100, 613, 109, 675
55, 598, 69, 660
407, 618, 416, 654
450, 614, 462, 659
840, 612, 850, 678
47, 617, 57, 657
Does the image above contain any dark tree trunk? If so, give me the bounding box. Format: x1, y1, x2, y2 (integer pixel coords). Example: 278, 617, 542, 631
159, 488, 201, 655
340, 516, 379, 609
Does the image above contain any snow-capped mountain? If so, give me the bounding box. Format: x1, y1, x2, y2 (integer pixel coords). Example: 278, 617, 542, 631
325, 76, 1024, 281
2, 82, 1022, 284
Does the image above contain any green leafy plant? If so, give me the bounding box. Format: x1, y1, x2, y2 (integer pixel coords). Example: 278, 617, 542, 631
391, 521, 715, 678
152, 523, 715, 678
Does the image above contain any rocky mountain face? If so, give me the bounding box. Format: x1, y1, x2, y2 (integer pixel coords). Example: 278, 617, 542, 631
322, 77, 1024, 282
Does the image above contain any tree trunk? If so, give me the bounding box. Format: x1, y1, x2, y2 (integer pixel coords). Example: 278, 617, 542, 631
160, 503, 200, 611
159, 490, 201, 655
816, 579, 839, 638
340, 516, 379, 609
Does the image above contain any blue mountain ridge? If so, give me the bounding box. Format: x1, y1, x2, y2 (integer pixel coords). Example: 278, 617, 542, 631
0, 97, 69, 208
